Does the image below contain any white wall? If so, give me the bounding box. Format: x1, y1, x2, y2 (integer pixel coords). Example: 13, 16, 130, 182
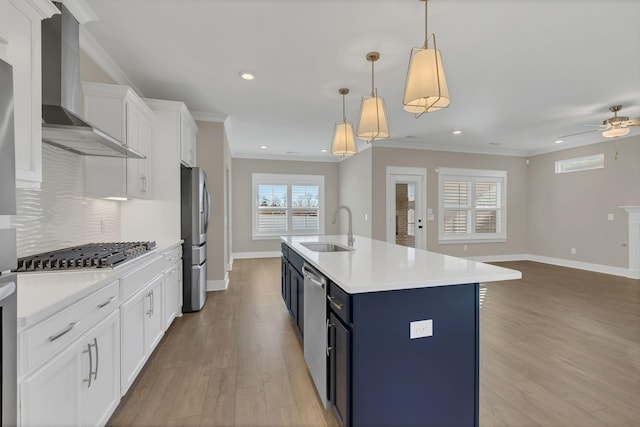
338, 148, 372, 238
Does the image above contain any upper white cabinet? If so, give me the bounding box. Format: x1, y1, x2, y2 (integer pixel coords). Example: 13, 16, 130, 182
7, 0, 58, 188
181, 110, 198, 166
82, 82, 153, 199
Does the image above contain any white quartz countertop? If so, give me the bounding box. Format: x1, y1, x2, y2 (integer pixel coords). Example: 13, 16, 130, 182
17, 241, 183, 329
282, 235, 522, 294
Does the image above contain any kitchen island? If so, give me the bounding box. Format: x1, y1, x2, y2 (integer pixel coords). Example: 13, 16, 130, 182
281, 235, 522, 427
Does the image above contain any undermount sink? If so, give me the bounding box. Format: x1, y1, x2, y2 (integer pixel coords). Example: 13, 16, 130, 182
299, 242, 355, 252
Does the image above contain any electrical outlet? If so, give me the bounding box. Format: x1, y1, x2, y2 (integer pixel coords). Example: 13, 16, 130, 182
463, 244, 468, 251
571, 247, 576, 254
410, 319, 433, 339
608, 213, 614, 221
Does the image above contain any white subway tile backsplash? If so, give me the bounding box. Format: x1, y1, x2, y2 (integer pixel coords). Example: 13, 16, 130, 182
11, 144, 121, 257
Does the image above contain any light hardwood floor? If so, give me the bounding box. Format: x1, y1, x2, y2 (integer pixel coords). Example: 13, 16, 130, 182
108, 259, 640, 427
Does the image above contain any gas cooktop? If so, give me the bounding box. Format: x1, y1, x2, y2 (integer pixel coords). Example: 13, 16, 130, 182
14, 241, 156, 272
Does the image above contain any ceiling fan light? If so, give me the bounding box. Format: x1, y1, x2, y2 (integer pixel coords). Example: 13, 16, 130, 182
331, 121, 357, 156
403, 47, 450, 114
602, 127, 630, 138
357, 95, 389, 141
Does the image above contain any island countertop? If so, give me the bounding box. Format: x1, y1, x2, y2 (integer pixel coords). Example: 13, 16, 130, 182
281, 235, 522, 294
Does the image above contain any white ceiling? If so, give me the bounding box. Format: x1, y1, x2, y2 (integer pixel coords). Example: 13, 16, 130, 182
83, 0, 640, 161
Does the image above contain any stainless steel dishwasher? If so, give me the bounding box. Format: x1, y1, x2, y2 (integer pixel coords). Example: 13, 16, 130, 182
302, 263, 329, 408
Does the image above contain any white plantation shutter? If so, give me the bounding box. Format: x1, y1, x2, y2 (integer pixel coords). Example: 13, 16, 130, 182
438, 168, 507, 242
291, 185, 320, 232
252, 174, 324, 238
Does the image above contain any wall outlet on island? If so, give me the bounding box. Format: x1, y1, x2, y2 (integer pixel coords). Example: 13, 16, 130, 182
571, 247, 576, 254
410, 319, 433, 339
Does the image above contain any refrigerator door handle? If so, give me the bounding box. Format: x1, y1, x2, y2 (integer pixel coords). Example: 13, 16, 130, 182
203, 181, 211, 233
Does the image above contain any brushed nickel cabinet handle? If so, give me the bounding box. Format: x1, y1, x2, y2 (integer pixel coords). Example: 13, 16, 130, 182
327, 295, 344, 310
97, 296, 115, 308
48, 321, 79, 342
83, 343, 93, 388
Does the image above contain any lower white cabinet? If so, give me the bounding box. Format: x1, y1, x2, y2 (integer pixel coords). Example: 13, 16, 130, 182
120, 274, 164, 395
20, 310, 120, 427
163, 260, 182, 329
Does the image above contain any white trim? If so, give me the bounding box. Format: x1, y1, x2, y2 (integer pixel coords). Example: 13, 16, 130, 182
233, 151, 341, 163
191, 110, 227, 123
439, 238, 507, 244
233, 251, 281, 259
19, 0, 60, 19
620, 206, 640, 275
79, 27, 143, 95
373, 140, 527, 157
385, 167, 427, 250
207, 272, 229, 291
467, 253, 639, 280
466, 254, 529, 263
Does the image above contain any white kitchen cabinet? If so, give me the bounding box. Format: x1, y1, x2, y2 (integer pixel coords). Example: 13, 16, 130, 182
120, 273, 164, 395
7, 0, 58, 188
163, 259, 182, 329
82, 82, 153, 199
181, 111, 198, 166
20, 310, 120, 427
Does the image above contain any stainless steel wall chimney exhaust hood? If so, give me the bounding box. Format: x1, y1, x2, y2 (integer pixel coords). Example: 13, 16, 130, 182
41, 3, 144, 159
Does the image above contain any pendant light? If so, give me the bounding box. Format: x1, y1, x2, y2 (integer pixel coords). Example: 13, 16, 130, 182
331, 88, 357, 156
357, 52, 389, 142
403, 0, 450, 116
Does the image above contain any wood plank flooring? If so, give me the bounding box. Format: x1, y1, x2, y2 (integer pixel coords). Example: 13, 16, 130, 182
108, 259, 640, 427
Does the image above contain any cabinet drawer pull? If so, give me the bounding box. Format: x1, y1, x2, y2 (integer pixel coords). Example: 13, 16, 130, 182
48, 321, 79, 342
97, 296, 115, 308
327, 295, 344, 310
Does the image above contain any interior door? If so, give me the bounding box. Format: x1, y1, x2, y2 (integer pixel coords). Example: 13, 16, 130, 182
386, 169, 426, 250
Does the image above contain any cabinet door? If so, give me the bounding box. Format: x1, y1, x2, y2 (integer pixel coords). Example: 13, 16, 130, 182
297, 270, 304, 335
21, 341, 81, 426
80, 310, 121, 427
281, 257, 288, 305
144, 275, 164, 354
8, 0, 42, 187
120, 290, 146, 395
288, 265, 299, 320
163, 262, 182, 329
180, 116, 197, 167
329, 313, 350, 427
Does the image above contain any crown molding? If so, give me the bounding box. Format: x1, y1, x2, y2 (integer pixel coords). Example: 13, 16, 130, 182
19, 0, 60, 19
372, 140, 527, 158
59, 0, 96, 24
191, 110, 227, 123
79, 26, 143, 96
232, 152, 340, 163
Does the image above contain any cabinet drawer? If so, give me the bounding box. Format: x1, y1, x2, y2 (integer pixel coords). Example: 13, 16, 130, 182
120, 255, 164, 301
22, 280, 120, 374
328, 282, 351, 324
163, 246, 182, 269
281, 242, 289, 259
288, 248, 305, 275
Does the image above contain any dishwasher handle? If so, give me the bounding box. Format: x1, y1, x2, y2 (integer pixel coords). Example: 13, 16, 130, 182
303, 264, 327, 288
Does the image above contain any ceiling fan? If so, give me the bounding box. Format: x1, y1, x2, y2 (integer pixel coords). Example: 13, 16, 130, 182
559, 105, 640, 139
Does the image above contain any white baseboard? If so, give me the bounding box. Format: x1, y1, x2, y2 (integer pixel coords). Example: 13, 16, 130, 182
527, 254, 639, 280
468, 253, 639, 280
232, 251, 281, 259
207, 272, 229, 291
466, 254, 529, 263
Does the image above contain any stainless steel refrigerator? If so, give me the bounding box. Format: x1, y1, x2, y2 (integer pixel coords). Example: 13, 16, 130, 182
181, 166, 211, 312
0, 57, 18, 426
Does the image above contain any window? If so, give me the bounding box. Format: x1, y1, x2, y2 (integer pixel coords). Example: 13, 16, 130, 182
252, 173, 324, 238
555, 154, 604, 174
438, 167, 507, 243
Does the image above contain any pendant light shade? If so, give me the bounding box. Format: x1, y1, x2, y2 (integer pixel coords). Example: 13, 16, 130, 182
331, 88, 357, 156
358, 95, 389, 141
602, 126, 630, 138
357, 52, 389, 142
403, 0, 450, 116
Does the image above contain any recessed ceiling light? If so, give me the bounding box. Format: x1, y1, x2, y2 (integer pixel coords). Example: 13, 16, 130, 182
554, 139, 563, 144
452, 130, 462, 135
321, 149, 328, 153
239, 72, 255, 80
260, 145, 267, 149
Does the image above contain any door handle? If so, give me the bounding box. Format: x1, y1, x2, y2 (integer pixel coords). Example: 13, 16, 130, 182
326, 319, 334, 357
93, 337, 99, 381
83, 342, 93, 388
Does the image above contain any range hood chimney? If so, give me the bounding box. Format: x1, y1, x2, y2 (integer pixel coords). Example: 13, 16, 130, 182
41, 3, 144, 159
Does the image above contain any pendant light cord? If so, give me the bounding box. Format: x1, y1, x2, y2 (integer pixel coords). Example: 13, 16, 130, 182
342, 93, 346, 122
424, 0, 429, 48
370, 60, 375, 97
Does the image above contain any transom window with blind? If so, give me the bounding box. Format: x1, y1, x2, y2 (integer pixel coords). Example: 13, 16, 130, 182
438, 167, 507, 243
252, 173, 324, 238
